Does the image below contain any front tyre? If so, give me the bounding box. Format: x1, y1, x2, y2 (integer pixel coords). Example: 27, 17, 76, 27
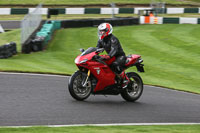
121, 72, 143, 102
68, 71, 92, 101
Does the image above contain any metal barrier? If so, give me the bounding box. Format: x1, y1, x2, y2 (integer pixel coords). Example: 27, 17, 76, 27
21, 4, 42, 49
61, 18, 139, 28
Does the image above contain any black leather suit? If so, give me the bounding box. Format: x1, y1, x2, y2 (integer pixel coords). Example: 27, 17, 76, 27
96, 34, 126, 74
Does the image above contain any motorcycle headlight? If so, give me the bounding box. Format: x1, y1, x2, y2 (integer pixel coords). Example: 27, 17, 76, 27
80, 59, 88, 64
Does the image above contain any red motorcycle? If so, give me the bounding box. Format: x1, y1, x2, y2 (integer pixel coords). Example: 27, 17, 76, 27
68, 47, 144, 102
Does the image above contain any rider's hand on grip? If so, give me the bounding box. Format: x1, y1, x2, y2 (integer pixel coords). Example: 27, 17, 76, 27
93, 55, 101, 60
100, 55, 110, 60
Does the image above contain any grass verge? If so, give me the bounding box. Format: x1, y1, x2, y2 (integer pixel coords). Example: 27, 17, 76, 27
0, 14, 137, 21
0, 0, 199, 5
0, 24, 199, 94
0, 125, 200, 133
0, 14, 200, 21
0, 29, 21, 51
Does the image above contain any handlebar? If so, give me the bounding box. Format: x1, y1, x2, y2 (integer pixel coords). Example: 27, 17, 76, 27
95, 48, 104, 54
92, 55, 107, 65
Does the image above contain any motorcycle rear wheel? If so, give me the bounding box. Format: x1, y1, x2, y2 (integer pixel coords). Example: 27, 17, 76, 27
68, 71, 92, 101
121, 72, 143, 102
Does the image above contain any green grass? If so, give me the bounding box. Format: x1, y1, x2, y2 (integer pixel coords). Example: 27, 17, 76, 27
190, 0, 200, 2
0, 24, 200, 94
0, 0, 199, 5
0, 125, 200, 133
159, 13, 200, 18
0, 14, 138, 21
0, 29, 21, 51
0, 13, 200, 21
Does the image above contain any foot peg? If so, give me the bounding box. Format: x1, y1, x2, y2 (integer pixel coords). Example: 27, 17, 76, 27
122, 80, 129, 88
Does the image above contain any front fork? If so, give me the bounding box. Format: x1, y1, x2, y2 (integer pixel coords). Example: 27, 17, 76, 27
82, 70, 90, 87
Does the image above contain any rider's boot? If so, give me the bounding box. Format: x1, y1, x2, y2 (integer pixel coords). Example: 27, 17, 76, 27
118, 71, 129, 88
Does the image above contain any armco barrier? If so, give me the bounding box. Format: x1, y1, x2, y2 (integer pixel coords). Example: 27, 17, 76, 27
0, 8, 10, 15
61, 18, 139, 28
119, 8, 134, 14
166, 8, 184, 14
163, 18, 179, 24
180, 17, 198, 24
11, 8, 29, 14
184, 8, 199, 13
198, 18, 200, 24
48, 8, 65, 14
85, 8, 101, 14
61, 19, 93, 28
0, 42, 17, 59
140, 16, 200, 24
0, 8, 199, 15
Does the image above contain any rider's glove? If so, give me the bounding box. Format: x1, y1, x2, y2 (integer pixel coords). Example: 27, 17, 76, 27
101, 55, 110, 60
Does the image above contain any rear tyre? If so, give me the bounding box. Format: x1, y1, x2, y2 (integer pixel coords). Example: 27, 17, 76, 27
68, 71, 92, 101
121, 72, 143, 102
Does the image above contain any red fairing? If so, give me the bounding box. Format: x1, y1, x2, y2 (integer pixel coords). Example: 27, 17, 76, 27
89, 63, 115, 92
75, 52, 116, 92
125, 54, 141, 67
75, 52, 96, 65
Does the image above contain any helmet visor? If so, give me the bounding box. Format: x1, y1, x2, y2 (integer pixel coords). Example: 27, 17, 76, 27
98, 29, 107, 40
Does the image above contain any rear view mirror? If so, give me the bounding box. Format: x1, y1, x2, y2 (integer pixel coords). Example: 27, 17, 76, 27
80, 48, 85, 53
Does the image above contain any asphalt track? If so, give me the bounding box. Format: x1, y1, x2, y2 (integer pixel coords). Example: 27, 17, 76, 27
0, 21, 20, 29
0, 72, 200, 126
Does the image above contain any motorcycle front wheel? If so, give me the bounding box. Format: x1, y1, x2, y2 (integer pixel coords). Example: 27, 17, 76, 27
68, 70, 92, 101
121, 72, 143, 102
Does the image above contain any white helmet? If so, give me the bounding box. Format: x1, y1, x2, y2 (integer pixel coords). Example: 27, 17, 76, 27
98, 23, 113, 40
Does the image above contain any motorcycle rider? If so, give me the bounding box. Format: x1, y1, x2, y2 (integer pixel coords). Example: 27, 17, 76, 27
96, 23, 128, 87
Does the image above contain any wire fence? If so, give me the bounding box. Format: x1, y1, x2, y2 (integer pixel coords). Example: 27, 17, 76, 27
150, 0, 165, 14
21, 4, 42, 46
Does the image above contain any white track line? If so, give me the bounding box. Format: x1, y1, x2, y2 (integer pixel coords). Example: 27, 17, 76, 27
0, 72, 68, 78
1, 123, 200, 128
